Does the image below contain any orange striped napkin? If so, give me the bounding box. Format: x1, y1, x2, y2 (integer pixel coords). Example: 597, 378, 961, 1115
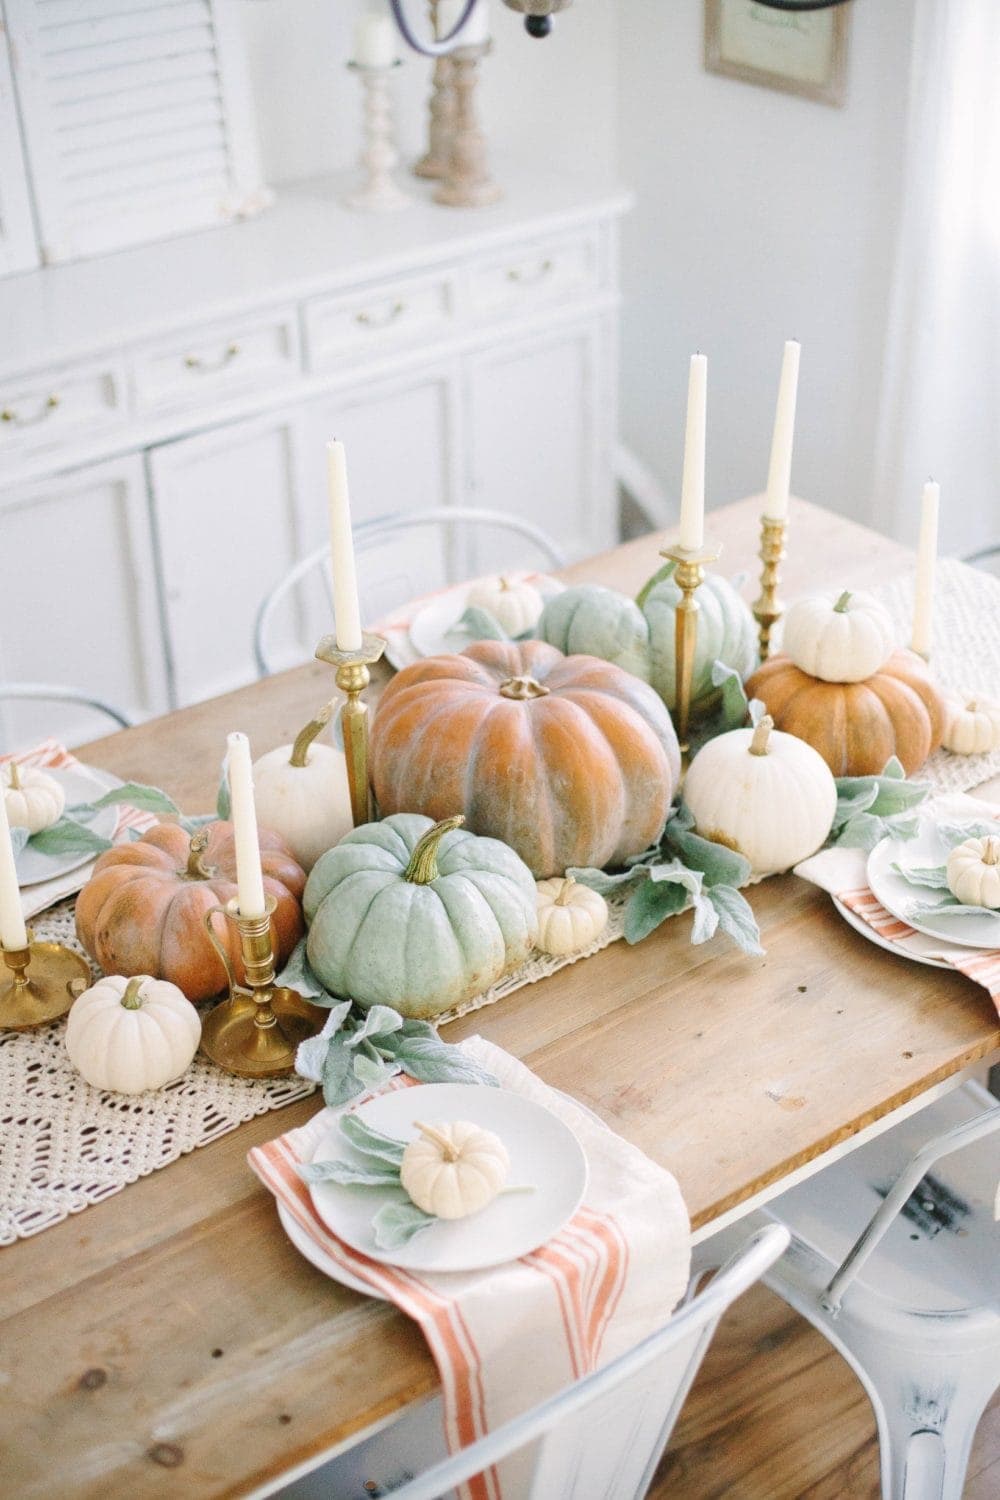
248, 1036, 690, 1500
839, 886, 1000, 1004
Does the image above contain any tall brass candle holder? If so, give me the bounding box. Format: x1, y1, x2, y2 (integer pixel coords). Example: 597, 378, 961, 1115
752, 516, 788, 661
315, 631, 387, 827
0, 932, 90, 1030
200, 896, 326, 1079
661, 537, 722, 757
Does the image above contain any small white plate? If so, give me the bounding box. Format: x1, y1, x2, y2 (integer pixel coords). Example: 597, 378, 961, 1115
867, 818, 1000, 950
15, 766, 120, 887
832, 896, 951, 970
407, 573, 564, 662
308, 1083, 588, 1274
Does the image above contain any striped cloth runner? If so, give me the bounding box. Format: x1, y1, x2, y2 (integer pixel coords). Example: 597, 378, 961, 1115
840, 887, 1000, 1005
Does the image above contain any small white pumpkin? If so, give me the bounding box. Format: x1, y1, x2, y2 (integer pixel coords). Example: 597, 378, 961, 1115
400, 1119, 509, 1220
252, 702, 353, 871
782, 589, 896, 683
535, 876, 609, 955
946, 835, 1000, 908
684, 715, 837, 876
942, 695, 1000, 756
4, 762, 65, 833
465, 575, 545, 637
66, 974, 201, 1094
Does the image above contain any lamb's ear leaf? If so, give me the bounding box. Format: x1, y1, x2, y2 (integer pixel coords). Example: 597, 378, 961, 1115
371, 1201, 437, 1250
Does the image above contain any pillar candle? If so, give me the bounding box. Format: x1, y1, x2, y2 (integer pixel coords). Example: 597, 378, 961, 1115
0, 778, 27, 951
678, 353, 707, 551
911, 480, 940, 657
763, 340, 800, 523
438, 0, 490, 45
353, 11, 399, 68
327, 440, 363, 653
226, 733, 266, 919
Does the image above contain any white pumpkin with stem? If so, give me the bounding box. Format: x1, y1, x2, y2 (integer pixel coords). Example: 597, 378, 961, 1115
251, 701, 352, 871
4, 762, 65, 833
400, 1119, 510, 1220
684, 715, 837, 876
942, 695, 1000, 756
535, 875, 609, 955
465, 575, 545, 637
947, 836, 1000, 908
66, 974, 201, 1094
782, 589, 896, 683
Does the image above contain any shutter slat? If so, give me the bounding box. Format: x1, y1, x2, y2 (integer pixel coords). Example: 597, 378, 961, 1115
51, 51, 219, 104
66, 137, 228, 193
59, 100, 223, 149
38, 2, 211, 51
42, 26, 218, 79
53, 73, 220, 125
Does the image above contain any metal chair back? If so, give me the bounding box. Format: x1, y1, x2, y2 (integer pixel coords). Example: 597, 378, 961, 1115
0, 683, 132, 752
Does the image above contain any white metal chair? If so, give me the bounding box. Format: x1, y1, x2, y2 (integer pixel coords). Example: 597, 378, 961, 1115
253, 507, 568, 678
0, 682, 133, 752
694, 1078, 1000, 1500
274, 1224, 789, 1500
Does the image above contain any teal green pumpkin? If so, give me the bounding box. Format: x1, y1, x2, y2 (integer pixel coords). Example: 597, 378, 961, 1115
537, 563, 757, 710
304, 813, 538, 1018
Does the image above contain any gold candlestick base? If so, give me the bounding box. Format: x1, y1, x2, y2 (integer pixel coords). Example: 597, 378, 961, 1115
199, 897, 326, 1079
752, 516, 788, 661
0, 935, 91, 1030
315, 630, 387, 827
661, 537, 722, 758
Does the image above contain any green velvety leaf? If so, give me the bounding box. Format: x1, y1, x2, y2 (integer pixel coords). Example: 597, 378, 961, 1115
623, 878, 688, 944
383, 1031, 499, 1087
339, 1114, 406, 1167
216, 764, 231, 821
665, 822, 752, 890
867, 778, 929, 819
906, 900, 1000, 925
567, 865, 644, 895
10, 825, 29, 857
935, 821, 1000, 848
345, 1005, 404, 1047
710, 658, 752, 731
648, 858, 704, 897
277, 939, 335, 1002
28, 817, 113, 857
457, 606, 511, 643
371, 1200, 437, 1250
833, 812, 896, 853
71, 781, 181, 818
296, 1157, 402, 1188
296, 1005, 351, 1084
689, 891, 720, 945
707, 885, 764, 956
891, 862, 950, 890
881, 756, 906, 780
833, 780, 880, 824
321, 1040, 366, 1108
352, 1051, 399, 1089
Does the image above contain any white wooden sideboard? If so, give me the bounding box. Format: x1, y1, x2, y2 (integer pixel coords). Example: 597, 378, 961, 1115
0, 168, 630, 749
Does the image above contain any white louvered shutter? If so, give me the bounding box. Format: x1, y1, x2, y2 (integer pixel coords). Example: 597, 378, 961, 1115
2, 0, 268, 265
0, 19, 40, 275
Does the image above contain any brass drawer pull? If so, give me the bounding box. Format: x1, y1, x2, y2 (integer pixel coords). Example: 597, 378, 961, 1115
184, 343, 241, 373
355, 301, 406, 329
506, 258, 554, 285
1, 393, 60, 427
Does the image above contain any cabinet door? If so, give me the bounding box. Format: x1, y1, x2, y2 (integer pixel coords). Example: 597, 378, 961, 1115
0, 455, 167, 749
0, 19, 38, 277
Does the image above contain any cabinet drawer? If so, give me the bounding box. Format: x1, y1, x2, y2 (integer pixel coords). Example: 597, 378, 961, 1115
304, 273, 455, 371
131, 310, 300, 415
0, 361, 125, 453
467, 233, 599, 318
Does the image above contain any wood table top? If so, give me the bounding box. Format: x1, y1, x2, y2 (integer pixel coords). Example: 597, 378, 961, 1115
5, 495, 998, 1499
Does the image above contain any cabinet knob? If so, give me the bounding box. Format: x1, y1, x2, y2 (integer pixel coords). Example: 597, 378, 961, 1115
1, 393, 60, 427
184, 343, 241, 373
355, 301, 406, 329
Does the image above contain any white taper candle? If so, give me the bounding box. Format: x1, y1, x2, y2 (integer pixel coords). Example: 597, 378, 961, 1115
764, 340, 800, 523
678, 354, 707, 551
226, 732, 266, 919
0, 775, 27, 951
352, 11, 399, 68
911, 480, 940, 657
327, 440, 364, 653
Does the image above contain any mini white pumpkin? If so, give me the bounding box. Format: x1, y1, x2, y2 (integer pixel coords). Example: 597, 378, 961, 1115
684, 715, 837, 876
252, 702, 353, 871
65, 974, 201, 1094
4, 762, 65, 833
400, 1119, 509, 1220
782, 589, 896, 683
942, 695, 1000, 756
535, 876, 609, 955
465, 575, 545, 637
946, 835, 1000, 908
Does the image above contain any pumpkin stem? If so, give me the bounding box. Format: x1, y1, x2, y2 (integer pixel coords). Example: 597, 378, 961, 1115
983, 838, 1000, 867
555, 877, 576, 906
404, 816, 465, 885
7, 761, 21, 791
289, 701, 335, 769
499, 576, 511, 591
121, 976, 146, 1010
635, 561, 675, 610
185, 828, 215, 880
967, 699, 979, 713
833, 590, 852, 614
499, 674, 550, 701
415, 1120, 461, 1162
749, 715, 774, 756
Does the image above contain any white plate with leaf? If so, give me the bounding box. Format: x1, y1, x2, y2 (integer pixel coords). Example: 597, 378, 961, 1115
867, 815, 1000, 950
406, 573, 564, 662
14, 767, 120, 887
304, 1083, 588, 1274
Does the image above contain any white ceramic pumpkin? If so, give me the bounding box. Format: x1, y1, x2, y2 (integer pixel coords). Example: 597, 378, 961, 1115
684, 715, 837, 876
65, 974, 201, 1094
465, 575, 545, 637
782, 589, 896, 683
535, 876, 609, 955
946, 836, 1000, 908
942, 695, 1000, 756
4, 762, 65, 833
251, 702, 353, 871
399, 1119, 510, 1220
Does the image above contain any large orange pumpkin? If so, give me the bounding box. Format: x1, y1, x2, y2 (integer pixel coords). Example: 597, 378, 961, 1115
745, 649, 946, 776
75, 821, 306, 1001
370, 640, 681, 878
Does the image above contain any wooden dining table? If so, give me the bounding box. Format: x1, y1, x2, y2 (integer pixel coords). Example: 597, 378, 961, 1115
3, 494, 999, 1500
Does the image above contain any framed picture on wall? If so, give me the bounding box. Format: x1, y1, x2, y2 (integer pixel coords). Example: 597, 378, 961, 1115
704, 1, 850, 107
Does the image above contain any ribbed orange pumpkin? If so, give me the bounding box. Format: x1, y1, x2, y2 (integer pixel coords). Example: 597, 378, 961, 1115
75, 822, 306, 1001
370, 640, 681, 878
745, 649, 946, 777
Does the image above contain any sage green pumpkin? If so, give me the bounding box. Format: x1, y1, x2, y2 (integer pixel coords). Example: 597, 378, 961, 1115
537, 562, 757, 710
304, 813, 538, 1018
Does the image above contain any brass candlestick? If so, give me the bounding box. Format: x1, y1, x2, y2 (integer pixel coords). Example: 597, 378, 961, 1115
200, 896, 326, 1079
661, 538, 722, 757
434, 42, 502, 208
752, 516, 788, 660
315, 630, 387, 827
0, 933, 90, 1030
414, 2, 456, 178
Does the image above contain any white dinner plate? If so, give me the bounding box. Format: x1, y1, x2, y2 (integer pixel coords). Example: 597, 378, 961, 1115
277, 1201, 389, 1299
15, 766, 120, 887
406, 573, 564, 662
832, 896, 951, 971
307, 1083, 588, 1274
868, 818, 1000, 950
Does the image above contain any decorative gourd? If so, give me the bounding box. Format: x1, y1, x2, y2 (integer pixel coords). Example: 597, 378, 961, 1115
3, 762, 65, 833
251, 702, 353, 871
537, 562, 757, 710
75, 822, 305, 1001
946, 836, 1000, 909
782, 590, 896, 683
684, 715, 837, 876
65, 974, 201, 1094
400, 1119, 510, 1220
745, 649, 946, 777
942, 695, 1000, 756
465, 575, 545, 637
535, 876, 609, 955
305, 813, 538, 1017
370, 640, 680, 878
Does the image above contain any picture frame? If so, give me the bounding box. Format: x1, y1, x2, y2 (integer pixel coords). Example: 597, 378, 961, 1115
704, 0, 850, 108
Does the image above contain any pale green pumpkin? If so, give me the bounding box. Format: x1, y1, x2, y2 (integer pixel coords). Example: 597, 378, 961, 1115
304, 813, 538, 1018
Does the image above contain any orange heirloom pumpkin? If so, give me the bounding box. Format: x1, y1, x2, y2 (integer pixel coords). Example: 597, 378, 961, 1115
745, 649, 946, 777
370, 640, 681, 878
75, 822, 306, 1001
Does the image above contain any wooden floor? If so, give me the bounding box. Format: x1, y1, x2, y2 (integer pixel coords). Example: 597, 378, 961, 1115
650, 1286, 1000, 1498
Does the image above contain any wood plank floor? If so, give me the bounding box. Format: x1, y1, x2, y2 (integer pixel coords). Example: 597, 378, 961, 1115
650, 1286, 1000, 1498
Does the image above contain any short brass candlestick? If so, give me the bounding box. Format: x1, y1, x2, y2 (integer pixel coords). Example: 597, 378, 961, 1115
314, 630, 387, 827
200, 896, 326, 1079
752, 516, 788, 660
661, 538, 722, 757
0, 932, 90, 1030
